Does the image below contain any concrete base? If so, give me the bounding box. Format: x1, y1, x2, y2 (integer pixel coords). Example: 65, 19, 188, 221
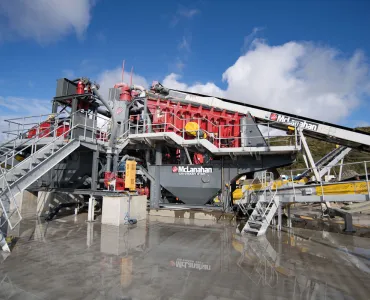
149, 208, 234, 221
6, 191, 38, 237
101, 195, 147, 226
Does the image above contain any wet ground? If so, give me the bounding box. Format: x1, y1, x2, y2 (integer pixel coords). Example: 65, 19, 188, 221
1, 214, 370, 300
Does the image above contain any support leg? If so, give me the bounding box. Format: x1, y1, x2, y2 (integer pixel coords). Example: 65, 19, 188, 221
150, 145, 162, 209
277, 203, 282, 231
287, 204, 292, 228
87, 196, 95, 222
299, 130, 331, 209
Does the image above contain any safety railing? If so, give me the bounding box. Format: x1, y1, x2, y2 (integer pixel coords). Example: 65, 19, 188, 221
0, 165, 22, 230
127, 112, 301, 149
1, 110, 111, 144
3, 113, 65, 138
237, 160, 370, 204
0, 111, 69, 155
237, 172, 276, 213
0, 110, 111, 177
286, 160, 370, 200
238, 176, 260, 214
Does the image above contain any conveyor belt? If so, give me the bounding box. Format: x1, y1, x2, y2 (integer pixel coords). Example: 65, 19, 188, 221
168, 89, 370, 152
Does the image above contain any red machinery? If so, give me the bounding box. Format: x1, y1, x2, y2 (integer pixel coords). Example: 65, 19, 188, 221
146, 93, 245, 148
27, 119, 70, 139
103, 171, 149, 196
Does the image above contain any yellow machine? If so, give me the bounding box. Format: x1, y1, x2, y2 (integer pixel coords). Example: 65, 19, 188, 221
184, 121, 207, 139
232, 177, 309, 202
125, 160, 137, 191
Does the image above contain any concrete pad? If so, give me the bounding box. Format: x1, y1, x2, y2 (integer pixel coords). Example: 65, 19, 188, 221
149, 208, 234, 221
102, 195, 147, 226
1, 213, 370, 300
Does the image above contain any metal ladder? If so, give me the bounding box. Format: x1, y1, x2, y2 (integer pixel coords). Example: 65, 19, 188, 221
242, 172, 279, 236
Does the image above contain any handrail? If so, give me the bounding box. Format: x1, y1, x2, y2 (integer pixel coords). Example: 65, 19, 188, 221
129, 111, 299, 149
0, 110, 70, 157
0, 165, 22, 229
0, 109, 111, 164
0, 111, 111, 178
130, 111, 297, 134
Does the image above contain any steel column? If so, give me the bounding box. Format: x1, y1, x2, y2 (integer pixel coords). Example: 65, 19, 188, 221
287, 204, 292, 228
87, 196, 95, 222
299, 130, 331, 210
150, 145, 162, 209
277, 202, 282, 231
87, 150, 99, 222
91, 150, 99, 191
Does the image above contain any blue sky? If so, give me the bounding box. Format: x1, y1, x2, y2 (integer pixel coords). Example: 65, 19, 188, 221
0, 0, 370, 130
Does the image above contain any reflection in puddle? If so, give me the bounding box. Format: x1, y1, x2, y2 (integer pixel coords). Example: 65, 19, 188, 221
0, 215, 369, 299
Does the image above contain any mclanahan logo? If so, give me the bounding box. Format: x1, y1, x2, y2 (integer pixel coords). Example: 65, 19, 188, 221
172, 165, 213, 175
270, 113, 318, 131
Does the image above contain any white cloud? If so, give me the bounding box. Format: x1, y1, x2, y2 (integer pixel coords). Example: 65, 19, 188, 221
0, 0, 94, 43
96, 67, 149, 100
178, 8, 200, 18
242, 27, 264, 52
171, 6, 200, 27
162, 40, 370, 124
178, 35, 192, 52
62, 69, 76, 79
176, 59, 186, 72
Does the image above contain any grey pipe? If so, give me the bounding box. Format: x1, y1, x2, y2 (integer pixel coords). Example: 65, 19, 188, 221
91, 85, 117, 172
97, 106, 110, 117
120, 154, 141, 163
143, 97, 152, 133
91, 86, 117, 147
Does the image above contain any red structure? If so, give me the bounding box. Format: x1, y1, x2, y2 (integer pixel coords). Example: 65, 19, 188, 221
103, 171, 149, 196
145, 96, 245, 148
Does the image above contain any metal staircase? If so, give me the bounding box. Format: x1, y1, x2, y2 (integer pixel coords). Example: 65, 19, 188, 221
242, 172, 280, 236
0, 119, 85, 251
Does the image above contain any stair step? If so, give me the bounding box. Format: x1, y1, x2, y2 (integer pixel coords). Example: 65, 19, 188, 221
245, 227, 259, 233
14, 173, 23, 177
248, 220, 264, 225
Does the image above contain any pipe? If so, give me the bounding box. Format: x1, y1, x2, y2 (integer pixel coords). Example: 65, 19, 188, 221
118, 155, 142, 173
145, 150, 151, 166
91, 84, 117, 172
130, 84, 145, 92
120, 154, 142, 164
114, 83, 127, 88
142, 97, 152, 133
45, 202, 84, 221
97, 106, 110, 117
